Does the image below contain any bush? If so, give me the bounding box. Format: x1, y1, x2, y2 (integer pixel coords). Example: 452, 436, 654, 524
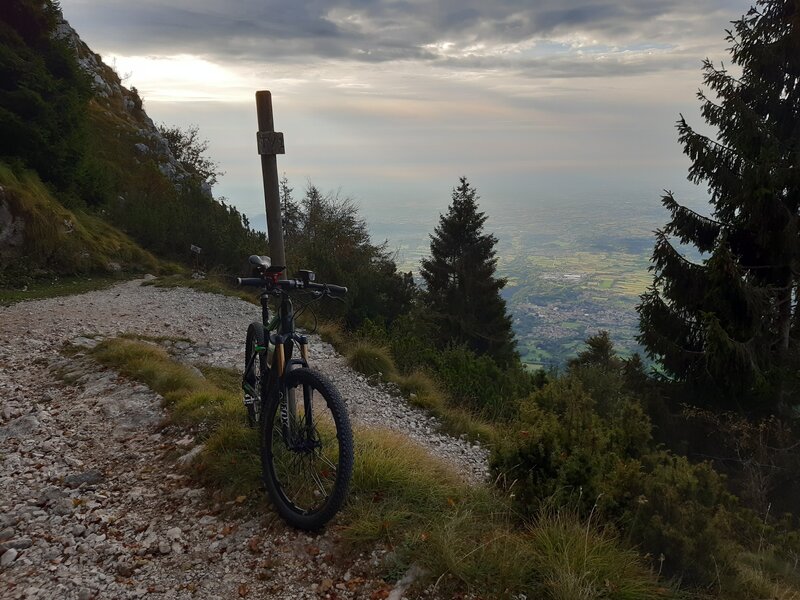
432, 344, 537, 420
491, 357, 746, 585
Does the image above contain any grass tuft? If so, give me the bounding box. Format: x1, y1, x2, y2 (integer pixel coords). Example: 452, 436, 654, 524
528, 510, 671, 600
392, 369, 439, 406
347, 341, 396, 379
90, 338, 256, 498
317, 320, 347, 350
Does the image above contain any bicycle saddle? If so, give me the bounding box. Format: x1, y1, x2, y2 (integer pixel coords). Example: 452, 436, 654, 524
249, 255, 271, 268
249, 255, 285, 275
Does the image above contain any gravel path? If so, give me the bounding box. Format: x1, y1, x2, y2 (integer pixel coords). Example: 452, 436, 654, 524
0, 279, 488, 599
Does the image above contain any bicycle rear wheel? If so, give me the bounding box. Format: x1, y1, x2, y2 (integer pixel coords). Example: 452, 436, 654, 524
261, 367, 353, 530
244, 322, 267, 428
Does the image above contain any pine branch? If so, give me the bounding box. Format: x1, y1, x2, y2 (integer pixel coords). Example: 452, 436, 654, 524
661, 192, 722, 252
677, 115, 753, 167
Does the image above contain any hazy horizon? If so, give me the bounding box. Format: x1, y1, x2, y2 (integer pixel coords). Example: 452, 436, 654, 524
59, 0, 750, 243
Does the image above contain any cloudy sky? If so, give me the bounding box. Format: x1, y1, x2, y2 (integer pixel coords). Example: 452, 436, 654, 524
59, 0, 752, 233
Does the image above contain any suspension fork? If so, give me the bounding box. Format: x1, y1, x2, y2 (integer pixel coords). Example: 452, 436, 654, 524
278, 334, 317, 449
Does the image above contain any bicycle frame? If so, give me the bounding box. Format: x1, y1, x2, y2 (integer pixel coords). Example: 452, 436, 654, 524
245, 287, 316, 449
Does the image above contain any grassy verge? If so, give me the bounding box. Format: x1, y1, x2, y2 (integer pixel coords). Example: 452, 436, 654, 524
141, 273, 257, 304
317, 322, 498, 444
0, 274, 133, 306
85, 336, 671, 598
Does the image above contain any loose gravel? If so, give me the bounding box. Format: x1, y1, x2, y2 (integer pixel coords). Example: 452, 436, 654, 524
0, 278, 489, 599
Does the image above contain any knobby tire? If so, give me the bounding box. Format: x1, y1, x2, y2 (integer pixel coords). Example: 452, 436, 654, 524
244, 322, 267, 428
260, 367, 353, 530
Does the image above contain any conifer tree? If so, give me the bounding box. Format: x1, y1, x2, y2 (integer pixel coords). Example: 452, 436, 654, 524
279, 174, 302, 243
637, 0, 800, 411
421, 177, 517, 366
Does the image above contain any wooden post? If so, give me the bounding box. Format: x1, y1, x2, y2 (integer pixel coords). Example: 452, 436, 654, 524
255, 91, 286, 270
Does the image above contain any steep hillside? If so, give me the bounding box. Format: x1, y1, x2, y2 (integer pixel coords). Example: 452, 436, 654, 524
0, 163, 158, 276
0, 1, 264, 282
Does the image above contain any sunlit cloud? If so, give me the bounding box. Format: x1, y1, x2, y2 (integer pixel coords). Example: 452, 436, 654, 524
109, 54, 253, 102
59, 0, 753, 229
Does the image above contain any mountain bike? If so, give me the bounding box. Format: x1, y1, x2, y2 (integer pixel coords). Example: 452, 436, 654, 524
238, 255, 353, 530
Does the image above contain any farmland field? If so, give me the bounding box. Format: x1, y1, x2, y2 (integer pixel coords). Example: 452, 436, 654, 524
370, 191, 709, 368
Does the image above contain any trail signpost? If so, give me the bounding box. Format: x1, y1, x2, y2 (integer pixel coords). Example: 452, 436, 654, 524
255, 91, 286, 270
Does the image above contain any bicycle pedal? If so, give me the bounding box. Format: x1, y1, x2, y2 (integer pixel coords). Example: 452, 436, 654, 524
243, 395, 254, 406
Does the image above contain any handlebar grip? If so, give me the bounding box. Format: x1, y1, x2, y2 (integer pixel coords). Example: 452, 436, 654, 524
236, 277, 264, 287
305, 282, 347, 295
326, 284, 348, 295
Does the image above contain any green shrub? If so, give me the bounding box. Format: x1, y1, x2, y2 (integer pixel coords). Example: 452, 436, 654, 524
355, 317, 390, 345
387, 311, 435, 374
431, 344, 535, 420
491, 368, 745, 585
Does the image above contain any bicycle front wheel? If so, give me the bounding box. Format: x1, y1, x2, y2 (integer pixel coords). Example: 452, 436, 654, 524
261, 367, 353, 530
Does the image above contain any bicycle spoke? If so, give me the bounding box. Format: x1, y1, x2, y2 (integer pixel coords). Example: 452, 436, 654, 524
270, 394, 339, 512
262, 366, 352, 529
317, 450, 338, 473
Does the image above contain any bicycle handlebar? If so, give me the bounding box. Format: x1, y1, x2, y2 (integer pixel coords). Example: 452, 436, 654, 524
236, 277, 265, 287
236, 277, 348, 296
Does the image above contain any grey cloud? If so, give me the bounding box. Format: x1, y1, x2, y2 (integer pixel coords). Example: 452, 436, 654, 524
435, 49, 704, 80
61, 0, 750, 73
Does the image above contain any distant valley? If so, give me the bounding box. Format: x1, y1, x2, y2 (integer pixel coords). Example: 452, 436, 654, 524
368, 192, 695, 369
252, 189, 709, 369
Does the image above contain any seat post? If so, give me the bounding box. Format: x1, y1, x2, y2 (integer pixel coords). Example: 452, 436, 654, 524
261, 294, 270, 326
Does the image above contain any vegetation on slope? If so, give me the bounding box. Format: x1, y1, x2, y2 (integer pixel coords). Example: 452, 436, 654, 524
6, 0, 799, 596
0, 0, 266, 281
0, 161, 159, 282
87, 336, 670, 599
0, 0, 95, 200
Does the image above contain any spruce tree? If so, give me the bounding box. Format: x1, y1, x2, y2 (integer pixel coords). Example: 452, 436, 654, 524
421, 177, 517, 366
637, 0, 800, 412
279, 174, 302, 243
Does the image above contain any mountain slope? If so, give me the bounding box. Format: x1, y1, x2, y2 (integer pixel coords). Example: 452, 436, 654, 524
0, 2, 264, 281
